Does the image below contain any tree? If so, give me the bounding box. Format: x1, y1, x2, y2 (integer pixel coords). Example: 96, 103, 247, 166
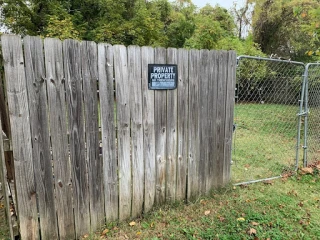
249, 0, 320, 61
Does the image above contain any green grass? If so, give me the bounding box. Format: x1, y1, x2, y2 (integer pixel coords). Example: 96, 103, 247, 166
232, 103, 301, 182
87, 172, 320, 239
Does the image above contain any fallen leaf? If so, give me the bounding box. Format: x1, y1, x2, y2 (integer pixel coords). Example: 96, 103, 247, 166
300, 167, 313, 175
247, 228, 257, 235
200, 199, 207, 205
251, 221, 259, 226
264, 180, 273, 185
237, 217, 245, 222
219, 216, 225, 222
101, 229, 109, 235
204, 210, 211, 215
129, 221, 136, 226
136, 231, 141, 235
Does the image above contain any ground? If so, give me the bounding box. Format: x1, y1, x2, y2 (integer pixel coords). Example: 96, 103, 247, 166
89, 168, 320, 239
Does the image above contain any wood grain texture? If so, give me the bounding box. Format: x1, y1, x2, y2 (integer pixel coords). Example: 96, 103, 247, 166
0, 54, 11, 138
198, 49, 209, 195
44, 38, 75, 240
128, 46, 144, 218
187, 49, 200, 200
63, 39, 90, 237
1, 34, 39, 240
176, 48, 188, 201
0, 118, 14, 240
215, 51, 228, 187
98, 43, 118, 221
154, 47, 167, 205
114, 45, 131, 220
23, 36, 58, 239
166, 48, 178, 202
81, 41, 105, 229
206, 50, 218, 192
224, 51, 236, 184
141, 46, 156, 213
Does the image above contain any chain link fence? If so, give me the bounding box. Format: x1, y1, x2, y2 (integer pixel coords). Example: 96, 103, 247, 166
233, 56, 305, 183
304, 64, 320, 166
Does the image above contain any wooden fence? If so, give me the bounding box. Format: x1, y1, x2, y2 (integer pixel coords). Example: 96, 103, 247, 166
0, 35, 236, 240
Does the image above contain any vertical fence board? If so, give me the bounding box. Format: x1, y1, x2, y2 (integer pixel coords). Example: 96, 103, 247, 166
166, 48, 178, 202
98, 44, 118, 221
24, 36, 58, 239
0, 119, 13, 240
114, 45, 131, 220
207, 50, 218, 192
176, 49, 188, 201
44, 38, 75, 239
215, 51, 228, 186
63, 39, 90, 237
188, 49, 200, 200
199, 50, 209, 194
1, 35, 39, 240
81, 41, 105, 229
224, 51, 236, 184
141, 47, 156, 213
128, 46, 144, 218
154, 47, 167, 204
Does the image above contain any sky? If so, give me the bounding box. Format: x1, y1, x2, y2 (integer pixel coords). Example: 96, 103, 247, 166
192, 0, 245, 10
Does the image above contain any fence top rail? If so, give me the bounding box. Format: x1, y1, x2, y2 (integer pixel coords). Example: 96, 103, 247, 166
237, 55, 305, 67
306, 62, 320, 69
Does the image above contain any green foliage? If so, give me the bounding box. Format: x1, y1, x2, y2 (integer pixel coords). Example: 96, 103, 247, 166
0, 0, 263, 55
250, 0, 320, 61
43, 15, 80, 40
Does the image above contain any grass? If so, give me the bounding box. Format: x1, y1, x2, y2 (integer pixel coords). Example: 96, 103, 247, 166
232, 103, 301, 182
87, 171, 320, 239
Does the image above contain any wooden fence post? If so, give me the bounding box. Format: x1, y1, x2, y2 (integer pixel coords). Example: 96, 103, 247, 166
0, 118, 14, 240
23, 35, 59, 239
1, 34, 40, 240
98, 43, 119, 221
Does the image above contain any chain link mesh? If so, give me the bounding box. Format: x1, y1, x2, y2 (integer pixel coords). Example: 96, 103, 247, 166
233, 56, 305, 183
305, 64, 320, 164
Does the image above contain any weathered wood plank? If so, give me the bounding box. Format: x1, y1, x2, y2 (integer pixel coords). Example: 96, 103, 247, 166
44, 38, 75, 240
23, 36, 58, 239
154, 47, 167, 205
1, 34, 40, 240
98, 44, 118, 221
215, 51, 228, 186
141, 46, 156, 213
0, 119, 14, 240
188, 49, 200, 200
114, 45, 131, 220
199, 49, 209, 195
176, 48, 188, 201
81, 41, 105, 229
206, 50, 218, 192
63, 39, 90, 237
224, 51, 236, 184
166, 48, 178, 202
0, 51, 11, 139
128, 46, 144, 218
